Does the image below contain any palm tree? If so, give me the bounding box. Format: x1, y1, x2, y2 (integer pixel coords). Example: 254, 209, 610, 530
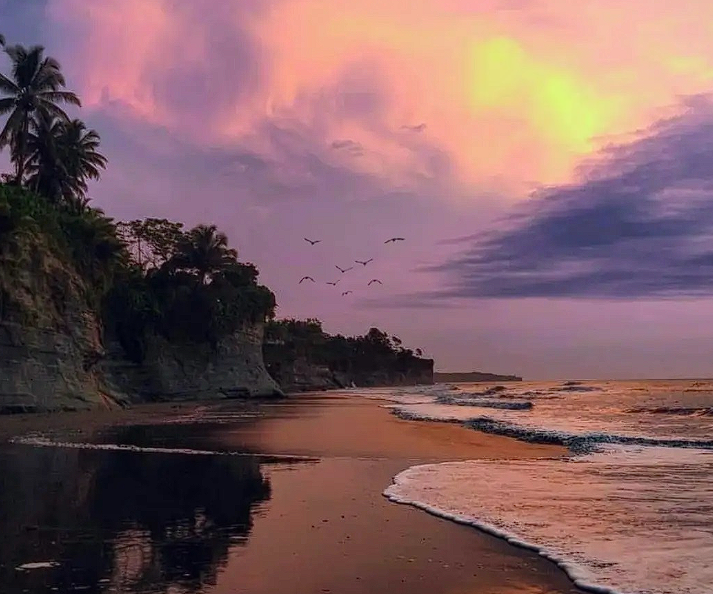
168, 224, 238, 284
25, 114, 106, 202
25, 110, 64, 199
60, 119, 106, 189
0, 44, 80, 184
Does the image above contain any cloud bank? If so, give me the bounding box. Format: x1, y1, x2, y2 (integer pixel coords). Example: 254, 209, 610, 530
434, 96, 713, 298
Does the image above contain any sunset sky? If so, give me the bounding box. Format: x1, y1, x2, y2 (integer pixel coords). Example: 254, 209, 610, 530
4, 0, 713, 378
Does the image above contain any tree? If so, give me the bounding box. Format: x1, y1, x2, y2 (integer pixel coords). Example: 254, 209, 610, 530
58, 119, 106, 191
168, 224, 237, 284
24, 110, 64, 199
0, 44, 80, 184
25, 114, 106, 203
0, 34, 5, 47
118, 218, 186, 270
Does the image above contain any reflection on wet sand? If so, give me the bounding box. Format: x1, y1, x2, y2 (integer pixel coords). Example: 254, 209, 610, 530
0, 444, 273, 594
0, 396, 583, 594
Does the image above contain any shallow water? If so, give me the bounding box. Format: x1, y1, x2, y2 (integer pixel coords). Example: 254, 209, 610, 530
388, 380, 713, 446
0, 419, 292, 594
373, 380, 713, 594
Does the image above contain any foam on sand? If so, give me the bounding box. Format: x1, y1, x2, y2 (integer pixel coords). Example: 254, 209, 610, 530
10, 435, 317, 461
385, 446, 713, 594
16, 562, 60, 571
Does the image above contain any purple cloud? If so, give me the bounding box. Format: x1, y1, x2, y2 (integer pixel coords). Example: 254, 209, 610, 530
430, 95, 713, 299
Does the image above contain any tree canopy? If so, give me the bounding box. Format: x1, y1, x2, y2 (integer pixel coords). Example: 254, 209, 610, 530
0, 38, 275, 363
0, 44, 81, 184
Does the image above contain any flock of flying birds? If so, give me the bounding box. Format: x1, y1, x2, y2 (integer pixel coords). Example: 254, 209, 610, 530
299, 236, 405, 296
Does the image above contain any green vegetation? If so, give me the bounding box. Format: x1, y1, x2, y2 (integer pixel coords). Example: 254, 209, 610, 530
0, 39, 275, 364
0, 44, 81, 185
0, 34, 427, 388
264, 319, 428, 383
110, 221, 275, 361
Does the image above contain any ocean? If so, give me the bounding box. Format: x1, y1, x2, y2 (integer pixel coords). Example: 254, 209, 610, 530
370, 380, 713, 594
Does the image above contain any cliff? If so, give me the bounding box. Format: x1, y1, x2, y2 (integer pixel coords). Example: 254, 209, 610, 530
0, 232, 127, 413
104, 324, 283, 401
0, 227, 281, 413
434, 371, 523, 383
264, 347, 434, 393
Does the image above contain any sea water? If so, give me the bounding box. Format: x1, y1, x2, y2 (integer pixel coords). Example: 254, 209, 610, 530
370, 380, 713, 594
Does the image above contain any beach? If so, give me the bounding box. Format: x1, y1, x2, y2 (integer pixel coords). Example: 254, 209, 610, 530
0, 392, 582, 594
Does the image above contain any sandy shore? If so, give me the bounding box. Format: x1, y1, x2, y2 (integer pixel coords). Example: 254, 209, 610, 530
0, 392, 584, 594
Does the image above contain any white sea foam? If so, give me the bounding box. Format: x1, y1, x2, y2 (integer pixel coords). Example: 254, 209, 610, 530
16, 562, 60, 570
385, 445, 713, 594
10, 436, 316, 461
372, 380, 713, 593
384, 380, 713, 449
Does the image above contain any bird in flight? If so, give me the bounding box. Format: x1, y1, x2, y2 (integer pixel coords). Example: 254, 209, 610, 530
384, 237, 405, 244
299, 276, 316, 284
368, 279, 383, 286
336, 265, 353, 273
355, 259, 374, 266
304, 238, 321, 245
326, 280, 340, 286
342, 291, 353, 296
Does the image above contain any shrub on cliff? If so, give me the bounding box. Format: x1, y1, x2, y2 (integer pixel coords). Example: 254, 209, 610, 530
0, 183, 125, 305
108, 219, 276, 361
264, 319, 428, 381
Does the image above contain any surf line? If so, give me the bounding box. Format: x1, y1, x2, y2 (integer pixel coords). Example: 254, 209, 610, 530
10, 435, 319, 463
383, 462, 619, 594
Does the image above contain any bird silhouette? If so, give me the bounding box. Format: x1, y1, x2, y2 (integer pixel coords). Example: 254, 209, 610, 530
355, 259, 374, 266
336, 265, 353, 273
342, 291, 353, 296
299, 276, 316, 284
368, 279, 383, 286
326, 280, 340, 286
304, 238, 321, 245
384, 237, 405, 244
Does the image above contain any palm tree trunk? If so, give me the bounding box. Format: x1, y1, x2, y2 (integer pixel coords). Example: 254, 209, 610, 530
14, 112, 28, 186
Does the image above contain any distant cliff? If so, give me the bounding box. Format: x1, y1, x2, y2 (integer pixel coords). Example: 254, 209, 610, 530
434, 371, 522, 383
264, 354, 434, 393
263, 320, 434, 392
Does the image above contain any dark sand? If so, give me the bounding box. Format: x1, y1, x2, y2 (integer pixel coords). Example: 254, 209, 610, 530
0, 393, 584, 594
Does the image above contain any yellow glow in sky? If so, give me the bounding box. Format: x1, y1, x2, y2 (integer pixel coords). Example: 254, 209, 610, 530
469, 37, 615, 156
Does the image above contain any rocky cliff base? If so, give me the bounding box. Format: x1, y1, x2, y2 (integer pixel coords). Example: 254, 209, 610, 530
104, 325, 283, 402
265, 356, 434, 393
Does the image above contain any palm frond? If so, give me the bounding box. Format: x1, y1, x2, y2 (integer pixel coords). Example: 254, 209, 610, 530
33, 57, 68, 90
36, 100, 72, 122
0, 72, 19, 94
38, 90, 81, 107
0, 107, 22, 147
0, 97, 15, 115
10, 45, 44, 88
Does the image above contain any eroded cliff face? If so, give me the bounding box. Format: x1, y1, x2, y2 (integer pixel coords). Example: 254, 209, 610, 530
0, 233, 126, 413
104, 324, 283, 401
264, 351, 434, 393
0, 232, 282, 413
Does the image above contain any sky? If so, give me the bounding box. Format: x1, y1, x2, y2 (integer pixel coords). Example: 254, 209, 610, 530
4, 0, 713, 378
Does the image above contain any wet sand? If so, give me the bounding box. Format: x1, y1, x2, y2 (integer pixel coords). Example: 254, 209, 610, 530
0, 393, 584, 594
